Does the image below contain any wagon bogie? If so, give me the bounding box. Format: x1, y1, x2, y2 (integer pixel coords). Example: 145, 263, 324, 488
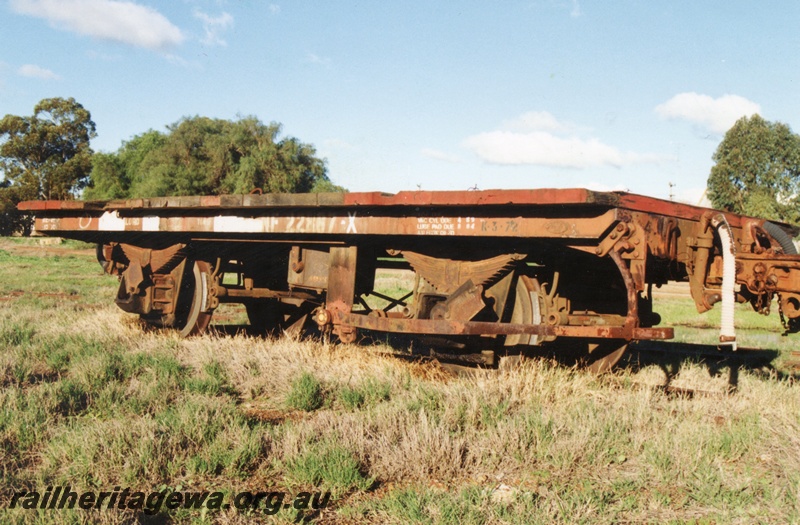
134, 259, 213, 337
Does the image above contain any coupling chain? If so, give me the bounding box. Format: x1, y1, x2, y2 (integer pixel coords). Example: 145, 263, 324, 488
754, 290, 772, 316
777, 292, 790, 336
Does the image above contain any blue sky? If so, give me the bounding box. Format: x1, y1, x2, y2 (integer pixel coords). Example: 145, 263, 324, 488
2, 0, 799, 203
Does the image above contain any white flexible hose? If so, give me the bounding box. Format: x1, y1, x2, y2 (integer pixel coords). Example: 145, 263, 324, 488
713, 216, 737, 349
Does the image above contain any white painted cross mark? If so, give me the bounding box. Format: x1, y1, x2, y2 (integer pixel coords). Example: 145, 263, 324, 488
346, 212, 358, 234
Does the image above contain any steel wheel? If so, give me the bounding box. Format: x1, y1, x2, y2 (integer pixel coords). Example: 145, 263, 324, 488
505, 274, 628, 372
505, 275, 542, 347
138, 260, 213, 336
173, 260, 214, 337
139, 261, 213, 337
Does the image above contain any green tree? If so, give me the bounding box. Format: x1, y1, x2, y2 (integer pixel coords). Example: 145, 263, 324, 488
84, 130, 166, 200
0, 180, 31, 235
0, 98, 96, 200
86, 115, 342, 199
0, 98, 96, 234
707, 114, 800, 224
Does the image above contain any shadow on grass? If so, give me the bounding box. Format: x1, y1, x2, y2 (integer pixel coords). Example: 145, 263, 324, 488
361, 332, 800, 393
201, 321, 800, 392
623, 340, 798, 393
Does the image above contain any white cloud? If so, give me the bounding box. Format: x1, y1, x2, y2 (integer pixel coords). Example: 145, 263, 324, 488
194, 10, 233, 47
500, 111, 574, 133
570, 0, 583, 17
465, 131, 656, 168
655, 92, 761, 134
421, 148, 461, 163
269, 4, 281, 14
464, 112, 666, 169
9, 0, 185, 51
17, 64, 61, 80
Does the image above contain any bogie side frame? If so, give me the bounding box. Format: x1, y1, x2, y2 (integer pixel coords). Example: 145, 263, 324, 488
19, 188, 800, 370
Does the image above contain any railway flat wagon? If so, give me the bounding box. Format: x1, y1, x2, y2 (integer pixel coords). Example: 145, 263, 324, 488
18, 188, 800, 371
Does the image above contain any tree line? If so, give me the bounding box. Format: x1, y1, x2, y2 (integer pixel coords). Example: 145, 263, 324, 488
87, 116, 342, 200
1, 97, 799, 236
0, 98, 342, 234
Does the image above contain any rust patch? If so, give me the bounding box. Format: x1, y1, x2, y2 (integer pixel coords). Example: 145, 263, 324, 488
544, 220, 572, 236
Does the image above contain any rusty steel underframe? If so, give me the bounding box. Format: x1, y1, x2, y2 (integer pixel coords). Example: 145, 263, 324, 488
323, 244, 673, 343
17, 188, 800, 345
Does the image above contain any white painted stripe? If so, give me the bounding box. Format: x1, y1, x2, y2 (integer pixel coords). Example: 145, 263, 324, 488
142, 216, 160, 231
98, 211, 125, 231
213, 216, 265, 233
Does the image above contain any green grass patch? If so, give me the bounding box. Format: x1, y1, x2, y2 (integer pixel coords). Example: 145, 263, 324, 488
338, 378, 392, 410
353, 484, 540, 525
184, 360, 236, 396
286, 372, 325, 411
0, 322, 36, 346
283, 439, 374, 494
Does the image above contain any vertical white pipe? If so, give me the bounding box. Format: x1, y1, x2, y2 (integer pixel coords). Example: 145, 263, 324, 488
713, 216, 737, 350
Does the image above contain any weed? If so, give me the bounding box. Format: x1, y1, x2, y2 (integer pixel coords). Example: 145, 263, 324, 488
186, 425, 265, 478
338, 378, 392, 410
286, 372, 324, 411
478, 398, 510, 429
511, 409, 556, 460
338, 385, 366, 409
184, 359, 236, 396
406, 384, 444, 414
283, 439, 373, 494
0, 322, 35, 346
55, 379, 89, 416
359, 484, 541, 525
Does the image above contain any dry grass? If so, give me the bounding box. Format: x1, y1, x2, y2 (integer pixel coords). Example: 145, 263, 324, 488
1, 238, 799, 523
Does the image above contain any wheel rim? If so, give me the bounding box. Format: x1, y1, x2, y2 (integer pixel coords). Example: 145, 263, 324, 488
505, 275, 541, 347
175, 260, 213, 337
